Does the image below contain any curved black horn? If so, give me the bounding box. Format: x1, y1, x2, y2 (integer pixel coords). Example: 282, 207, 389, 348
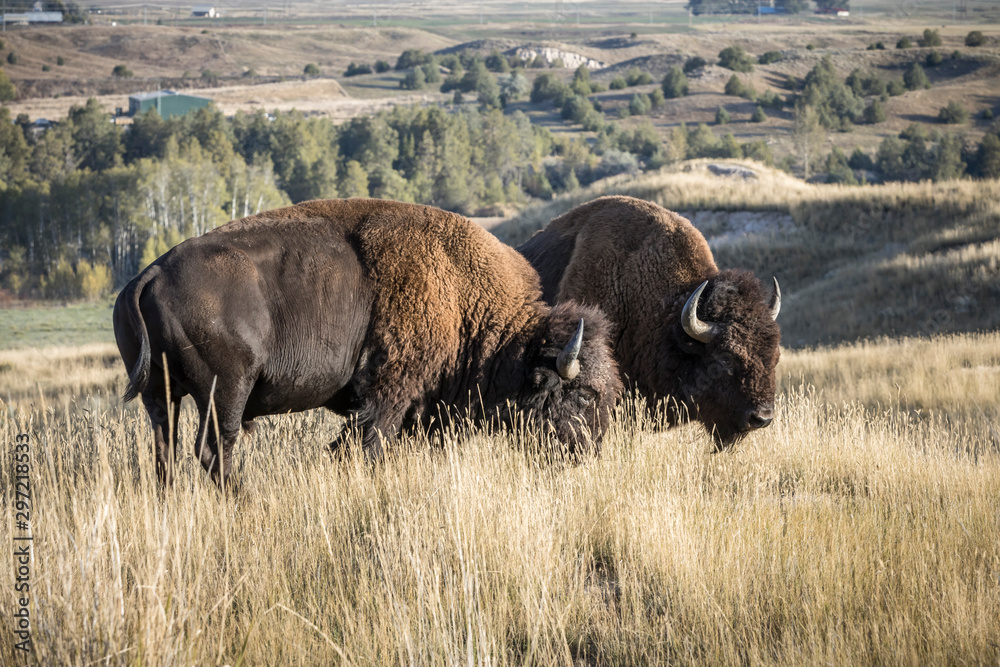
556, 318, 584, 381
681, 281, 719, 344
768, 277, 781, 321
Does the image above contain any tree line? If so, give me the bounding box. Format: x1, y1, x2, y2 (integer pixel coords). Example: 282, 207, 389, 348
0, 99, 628, 299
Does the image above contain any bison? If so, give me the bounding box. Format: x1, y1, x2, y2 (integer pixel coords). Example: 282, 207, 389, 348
114, 198, 621, 486
517, 195, 781, 450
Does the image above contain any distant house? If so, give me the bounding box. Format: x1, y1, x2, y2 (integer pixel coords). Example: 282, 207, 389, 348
815, 7, 850, 16
128, 90, 212, 120
191, 5, 217, 18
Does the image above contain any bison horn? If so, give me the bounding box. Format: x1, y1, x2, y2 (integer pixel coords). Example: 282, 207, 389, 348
557, 318, 584, 381
769, 277, 781, 321
682, 281, 719, 344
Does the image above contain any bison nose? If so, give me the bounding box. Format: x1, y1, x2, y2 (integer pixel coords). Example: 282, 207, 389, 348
745, 407, 774, 430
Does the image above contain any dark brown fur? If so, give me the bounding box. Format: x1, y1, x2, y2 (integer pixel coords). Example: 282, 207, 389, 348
115, 198, 621, 486
518, 195, 781, 449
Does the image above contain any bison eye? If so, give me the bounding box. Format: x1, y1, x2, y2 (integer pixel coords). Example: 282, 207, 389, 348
577, 388, 596, 405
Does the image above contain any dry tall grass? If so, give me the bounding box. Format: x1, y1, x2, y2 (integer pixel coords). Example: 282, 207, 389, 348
1, 333, 998, 664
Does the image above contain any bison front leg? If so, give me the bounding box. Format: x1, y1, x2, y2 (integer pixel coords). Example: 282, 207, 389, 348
356, 402, 410, 463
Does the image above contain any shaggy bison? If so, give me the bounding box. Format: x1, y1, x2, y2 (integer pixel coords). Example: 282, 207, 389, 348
518, 195, 781, 449
115, 198, 621, 486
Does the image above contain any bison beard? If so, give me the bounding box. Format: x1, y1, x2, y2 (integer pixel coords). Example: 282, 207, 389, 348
517, 195, 782, 450
114, 199, 621, 487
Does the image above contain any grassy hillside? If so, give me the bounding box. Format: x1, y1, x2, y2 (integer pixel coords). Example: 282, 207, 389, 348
493, 160, 1000, 346
0, 333, 997, 664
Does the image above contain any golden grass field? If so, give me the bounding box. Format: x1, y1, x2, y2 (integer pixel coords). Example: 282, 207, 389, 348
1, 331, 998, 664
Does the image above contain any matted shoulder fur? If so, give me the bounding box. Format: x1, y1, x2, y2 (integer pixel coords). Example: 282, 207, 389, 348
518, 195, 782, 449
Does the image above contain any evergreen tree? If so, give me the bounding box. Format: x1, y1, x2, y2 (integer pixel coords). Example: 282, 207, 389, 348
903, 63, 930, 90
661, 66, 689, 98
340, 160, 369, 197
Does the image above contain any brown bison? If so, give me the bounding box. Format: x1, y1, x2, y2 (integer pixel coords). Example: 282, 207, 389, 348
114, 198, 621, 486
517, 195, 781, 449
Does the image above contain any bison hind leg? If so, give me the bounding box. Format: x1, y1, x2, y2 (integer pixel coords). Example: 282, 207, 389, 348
142, 390, 182, 487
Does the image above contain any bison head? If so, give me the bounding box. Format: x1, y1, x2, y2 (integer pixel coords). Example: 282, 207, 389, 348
663, 270, 781, 451
517, 302, 622, 455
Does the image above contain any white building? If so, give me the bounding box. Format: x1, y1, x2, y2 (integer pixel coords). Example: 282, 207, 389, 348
191, 5, 217, 18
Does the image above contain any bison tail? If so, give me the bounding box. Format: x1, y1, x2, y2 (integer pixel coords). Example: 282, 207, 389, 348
120, 268, 158, 404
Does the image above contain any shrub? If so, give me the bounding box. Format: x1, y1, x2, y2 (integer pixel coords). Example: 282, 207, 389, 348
718, 45, 755, 72
758, 89, 783, 109
0, 70, 17, 101
903, 62, 930, 90
741, 139, 773, 164
375, 60, 391, 73
560, 94, 594, 123
724, 74, 745, 97
420, 62, 441, 84
6, 51, 17, 65
951, 50, 961, 59
863, 99, 886, 124
758, 50, 782, 65
846, 69, 887, 97
965, 30, 985, 47
344, 62, 372, 77
661, 66, 688, 98
303, 63, 321, 76
897, 36, 913, 49
888, 79, 906, 96
983, 108, 995, 120
751, 105, 767, 123
848, 147, 875, 171
629, 93, 652, 116
683, 56, 707, 74
868, 41, 886, 50
42, 64, 50, 72
715, 106, 730, 125
57, 55, 65, 66
530, 72, 570, 104
609, 76, 627, 90
485, 50, 509, 73
626, 67, 653, 86
571, 65, 593, 96
824, 147, 858, 185
918, 28, 942, 47
78, 261, 111, 301
649, 87, 665, 108
395, 49, 430, 71
400, 66, 426, 90
0, 38, 4, 50
112, 64, 133, 77
925, 50, 943, 67
938, 100, 969, 124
